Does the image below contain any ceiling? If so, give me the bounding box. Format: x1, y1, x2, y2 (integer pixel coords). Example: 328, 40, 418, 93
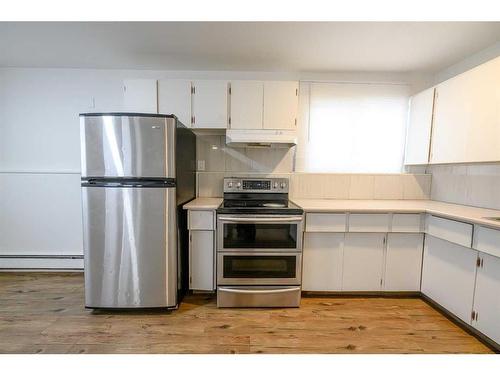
1, 22, 499, 73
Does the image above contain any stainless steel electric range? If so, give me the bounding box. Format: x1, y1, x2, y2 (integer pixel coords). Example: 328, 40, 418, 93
216, 177, 304, 308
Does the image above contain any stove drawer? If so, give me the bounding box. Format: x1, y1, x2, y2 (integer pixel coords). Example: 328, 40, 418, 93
217, 252, 302, 285
217, 286, 301, 308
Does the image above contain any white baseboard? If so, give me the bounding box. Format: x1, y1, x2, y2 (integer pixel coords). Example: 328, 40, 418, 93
0, 257, 84, 270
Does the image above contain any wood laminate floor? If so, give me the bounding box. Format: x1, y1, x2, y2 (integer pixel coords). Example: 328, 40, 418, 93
0, 273, 493, 354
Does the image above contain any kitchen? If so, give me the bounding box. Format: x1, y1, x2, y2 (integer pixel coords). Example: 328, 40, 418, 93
1, 7, 500, 369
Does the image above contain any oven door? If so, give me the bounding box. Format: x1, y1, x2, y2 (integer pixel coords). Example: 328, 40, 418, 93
217, 252, 302, 285
217, 215, 303, 253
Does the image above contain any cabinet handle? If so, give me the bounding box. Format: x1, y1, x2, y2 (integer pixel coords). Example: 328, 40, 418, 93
476, 257, 481, 267
480, 258, 484, 268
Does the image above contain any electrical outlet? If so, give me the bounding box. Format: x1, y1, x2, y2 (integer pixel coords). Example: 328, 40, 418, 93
197, 160, 206, 171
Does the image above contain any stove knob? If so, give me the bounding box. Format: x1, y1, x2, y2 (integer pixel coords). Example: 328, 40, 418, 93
236, 182, 242, 189
273, 182, 278, 189
228, 182, 233, 188
280, 182, 286, 189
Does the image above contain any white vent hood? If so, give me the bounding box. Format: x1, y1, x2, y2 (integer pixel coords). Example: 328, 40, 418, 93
225, 129, 297, 148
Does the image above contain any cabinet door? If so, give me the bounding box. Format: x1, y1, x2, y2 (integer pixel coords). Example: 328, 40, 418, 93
404, 88, 435, 165
123, 79, 158, 113
302, 233, 344, 291
472, 252, 500, 344
189, 230, 214, 291
263, 81, 298, 130
230, 81, 263, 130
342, 233, 385, 291
192, 80, 228, 129
385, 233, 423, 291
431, 57, 500, 163
421, 235, 477, 323
158, 79, 192, 126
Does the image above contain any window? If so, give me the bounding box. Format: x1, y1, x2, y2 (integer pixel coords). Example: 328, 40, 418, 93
299, 82, 410, 173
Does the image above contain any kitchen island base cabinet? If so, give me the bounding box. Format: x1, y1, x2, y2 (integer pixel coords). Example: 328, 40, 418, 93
302, 233, 344, 291
384, 233, 423, 291
472, 252, 500, 344
189, 230, 215, 291
342, 233, 385, 291
421, 235, 477, 324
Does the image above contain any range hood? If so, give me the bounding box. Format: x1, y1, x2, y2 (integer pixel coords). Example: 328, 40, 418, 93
225, 129, 297, 148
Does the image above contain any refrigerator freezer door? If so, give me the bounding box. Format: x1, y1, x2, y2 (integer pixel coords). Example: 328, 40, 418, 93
82, 186, 177, 308
80, 115, 176, 178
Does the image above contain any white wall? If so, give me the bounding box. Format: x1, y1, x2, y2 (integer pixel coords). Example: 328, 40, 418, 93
434, 41, 500, 84
0, 67, 430, 269
422, 42, 500, 210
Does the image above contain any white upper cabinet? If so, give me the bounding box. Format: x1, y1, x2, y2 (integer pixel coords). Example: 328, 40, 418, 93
191, 80, 229, 129
158, 79, 192, 126
263, 81, 299, 130
122, 79, 158, 114
430, 57, 500, 164
404, 87, 435, 165
229, 81, 264, 130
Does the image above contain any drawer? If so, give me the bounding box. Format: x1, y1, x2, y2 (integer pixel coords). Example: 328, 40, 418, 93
348, 214, 390, 232
391, 214, 422, 233
188, 210, 214, 230
473, 226, 500, 258
305, 213, 347, 232
426, 215, 473, 248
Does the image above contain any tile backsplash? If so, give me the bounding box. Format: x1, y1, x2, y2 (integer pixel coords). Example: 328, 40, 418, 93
428, 164, 500, 210
289, 173, 430, 200
196, 134, 431, 199
197, 171, 431, 200
196, 135, 294, 173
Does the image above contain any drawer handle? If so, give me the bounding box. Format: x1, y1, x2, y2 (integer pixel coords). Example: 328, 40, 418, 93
218, 287, 300, 295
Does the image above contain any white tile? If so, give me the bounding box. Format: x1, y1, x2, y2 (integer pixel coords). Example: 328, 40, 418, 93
349, 175, 375, 199
373, 175, 404, 199
403, 174, 431, 200
323, 174, 351, 199
196, 135, 225, 172
197, 172, 224, 197
223, 147, 253, 172
246, 148, 294, 173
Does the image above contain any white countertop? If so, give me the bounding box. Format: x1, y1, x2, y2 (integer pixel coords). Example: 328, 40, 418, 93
291, 199, 500, 230
183, 197, 222, 210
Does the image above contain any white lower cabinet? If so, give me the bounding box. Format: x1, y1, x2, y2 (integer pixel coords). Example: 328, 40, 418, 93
472, 252, 500, 344
302, 233, 344, 291
384, 233, 423, 291
421, 235, 478, 323
189, 230, 215, 291
342, 233, 385, 291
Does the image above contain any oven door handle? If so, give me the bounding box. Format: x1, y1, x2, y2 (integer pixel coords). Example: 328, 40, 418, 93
217, 216, 303, 223
218, 287, 301, 294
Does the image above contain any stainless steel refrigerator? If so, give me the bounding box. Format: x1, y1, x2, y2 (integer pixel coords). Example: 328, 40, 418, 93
79, 113, 196, 309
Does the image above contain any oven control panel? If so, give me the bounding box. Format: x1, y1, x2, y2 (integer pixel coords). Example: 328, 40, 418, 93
223, 177, 289, 193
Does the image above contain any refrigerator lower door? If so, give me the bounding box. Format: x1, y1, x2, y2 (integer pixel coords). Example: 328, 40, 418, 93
82, 186, 177, 308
